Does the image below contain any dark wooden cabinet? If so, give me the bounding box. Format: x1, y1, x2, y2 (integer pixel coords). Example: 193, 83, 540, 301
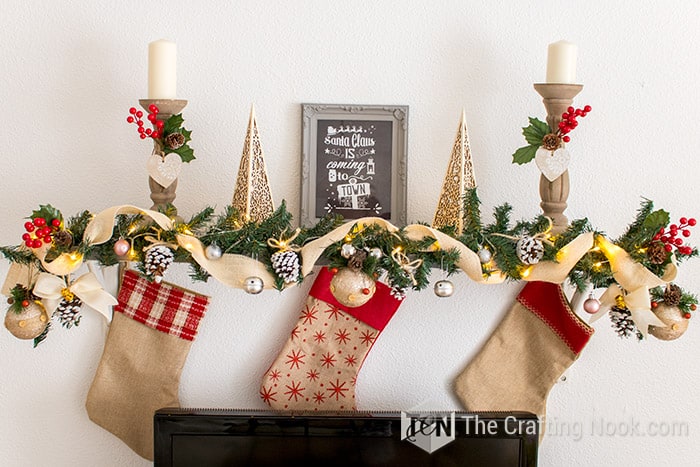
155, 409, 538, 466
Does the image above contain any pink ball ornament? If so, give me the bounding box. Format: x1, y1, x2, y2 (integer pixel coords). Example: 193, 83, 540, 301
583, 294, 601, 314
113, 239, 130, 257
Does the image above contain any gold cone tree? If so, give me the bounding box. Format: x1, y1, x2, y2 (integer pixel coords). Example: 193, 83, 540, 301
231, 105, 275, 223
432, 110, 476, 234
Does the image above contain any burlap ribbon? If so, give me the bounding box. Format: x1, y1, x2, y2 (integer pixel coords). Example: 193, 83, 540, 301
71, 208, 678, 333
33, 272, 118, 322
176, 234, 278, 290
588, 236, 676, 336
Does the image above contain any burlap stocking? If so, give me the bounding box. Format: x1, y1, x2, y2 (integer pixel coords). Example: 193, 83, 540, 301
261, 267, 402, 410
86, 270, 209, 460
454, 281, 593, 425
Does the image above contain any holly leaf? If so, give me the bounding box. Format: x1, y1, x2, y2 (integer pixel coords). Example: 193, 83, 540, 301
643, 209, 670, 233
180, 127, 192, 143
163, 114, 185, 135
522, 117, 551, 146
512, 145, 539, 165
170, 144, 196, 163
30, 204, 63, 224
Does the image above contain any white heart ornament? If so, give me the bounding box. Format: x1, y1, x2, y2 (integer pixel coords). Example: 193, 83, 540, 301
535, 147, 571, 182
147, 153, 182, 188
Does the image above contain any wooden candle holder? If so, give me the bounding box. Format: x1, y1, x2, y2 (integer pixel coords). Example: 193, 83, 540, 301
533, 83, 583, 234
139, 98, 188, 213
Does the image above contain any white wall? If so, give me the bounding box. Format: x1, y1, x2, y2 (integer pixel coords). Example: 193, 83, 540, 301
1, 1, 699, 465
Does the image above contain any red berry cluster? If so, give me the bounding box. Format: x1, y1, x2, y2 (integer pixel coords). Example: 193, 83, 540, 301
21, 217, 61, 249
653, 217, 696, 255
557, 105, 591, 143
126, 104, 164, 140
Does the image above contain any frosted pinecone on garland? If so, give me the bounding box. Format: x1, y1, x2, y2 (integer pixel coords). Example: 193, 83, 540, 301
609, 306, 642, 340
390, 285, 406, 301
144, 244, 175, 283
55, 296, 82, 328
271, 250, 300, 283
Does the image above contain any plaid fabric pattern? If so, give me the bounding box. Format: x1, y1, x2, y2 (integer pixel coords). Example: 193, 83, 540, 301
115, 270, 209, 341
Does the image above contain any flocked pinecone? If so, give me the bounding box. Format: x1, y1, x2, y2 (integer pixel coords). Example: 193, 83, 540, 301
390, 285, 406, 301
55, 296, 82, 328
144, 245, 175, 282
664, 283, 682, 306
609, 306, 642, 340
516, 236, 545, 265
271, 250, 300, 283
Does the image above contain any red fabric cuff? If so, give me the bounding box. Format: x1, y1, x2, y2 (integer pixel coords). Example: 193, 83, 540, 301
517, 281, 594, 355
309, 267, 402, 331
115, 270, 210, 341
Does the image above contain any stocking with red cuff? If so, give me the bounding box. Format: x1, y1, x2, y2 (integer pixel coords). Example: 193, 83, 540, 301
454, 281, 593, 424
261, 267, 403, 410
86, 270, 210, 460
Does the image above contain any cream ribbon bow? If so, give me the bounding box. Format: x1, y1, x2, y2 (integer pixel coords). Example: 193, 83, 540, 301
33, 272, 118, 322
589, 236, 675, 337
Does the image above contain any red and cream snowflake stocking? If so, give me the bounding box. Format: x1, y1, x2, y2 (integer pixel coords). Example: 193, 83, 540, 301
260, 267, 403, 410
86, 270, 210, 460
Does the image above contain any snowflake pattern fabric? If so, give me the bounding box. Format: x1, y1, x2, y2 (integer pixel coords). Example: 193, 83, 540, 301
260, 267, 402, 411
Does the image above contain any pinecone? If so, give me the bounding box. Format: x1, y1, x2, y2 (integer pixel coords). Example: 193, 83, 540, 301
646, 241, 668, 265
165, 132, 185, 150
348, 250, 367, 270
271, 250, 300, 283
516, 236, 545, 265
55, 296, 82, 328
53, 230, 73, 248
542, 133, 561, 151
390, 286, 406, 301
144, 245, 175, 283
664, 284, 683, 306
609, 306, 642, 340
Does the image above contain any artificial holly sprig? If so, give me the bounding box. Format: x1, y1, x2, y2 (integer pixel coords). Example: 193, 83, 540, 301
512, 105, 591, 165
126, 104, 195, 163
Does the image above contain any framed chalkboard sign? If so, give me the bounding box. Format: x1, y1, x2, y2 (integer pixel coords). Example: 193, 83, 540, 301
301, 104, 408, 227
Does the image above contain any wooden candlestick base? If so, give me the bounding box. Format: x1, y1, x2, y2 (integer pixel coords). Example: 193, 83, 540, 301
139, 99, 188, 213
533, 83, 583, 234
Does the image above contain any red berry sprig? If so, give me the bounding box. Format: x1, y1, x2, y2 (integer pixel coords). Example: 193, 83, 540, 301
21, 217, 62, 249
653, 216, 696, 256
557, 105, 591, 143
126, 104, 165, 140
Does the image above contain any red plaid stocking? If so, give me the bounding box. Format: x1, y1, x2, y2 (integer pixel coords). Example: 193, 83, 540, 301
86, 270, 209, 460
260, 267, 403, 411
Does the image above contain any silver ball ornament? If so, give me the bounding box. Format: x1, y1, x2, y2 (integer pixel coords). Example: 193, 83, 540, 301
369, 248, 383, 259
434, 280, 454, 298
244, 276, 264, 295
341, 243, 357, 259
113, 239, 130, 257
205, 243, 223, 260
477, 247, 492, 264
582, 294, 601, 314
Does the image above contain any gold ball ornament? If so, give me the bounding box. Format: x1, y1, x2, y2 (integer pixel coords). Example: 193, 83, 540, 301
648, 303, 689, 341
4, 301, 49, 340
330, 268, 376, 307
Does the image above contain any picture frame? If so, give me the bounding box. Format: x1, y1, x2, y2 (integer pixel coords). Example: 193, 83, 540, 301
301, 104, 408, 227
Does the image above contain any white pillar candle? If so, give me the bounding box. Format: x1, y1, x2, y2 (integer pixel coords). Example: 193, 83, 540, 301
148, 39, 177, 99
546, 40, 577, 84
